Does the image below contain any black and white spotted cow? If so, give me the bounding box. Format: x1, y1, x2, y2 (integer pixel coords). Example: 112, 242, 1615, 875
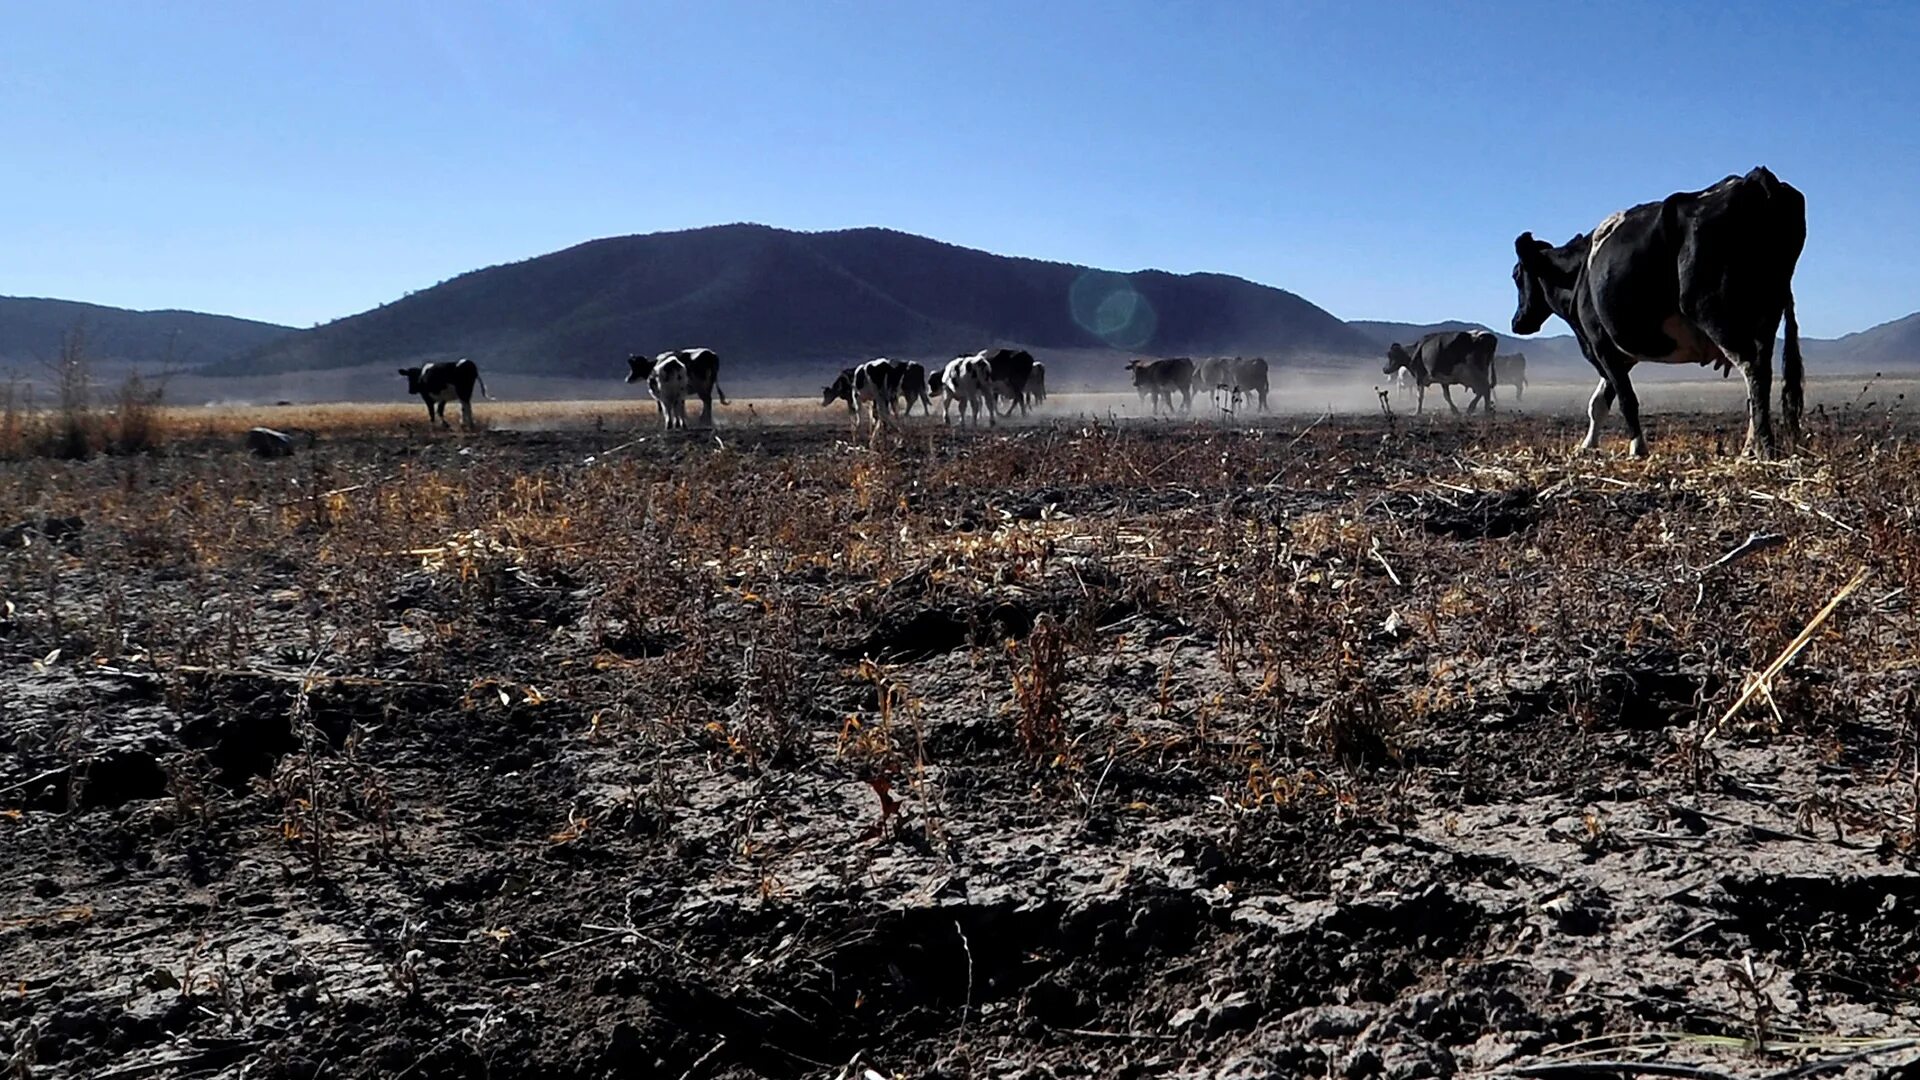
398, 358, 488, 430
1511, 166, 1806, 457
931, 353, 995, 427
645, 354, 692, 430
626, 348, 728, 426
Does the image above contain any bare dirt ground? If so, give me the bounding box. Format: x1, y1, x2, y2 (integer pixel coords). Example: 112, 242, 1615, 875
4, 392, 1920, 1079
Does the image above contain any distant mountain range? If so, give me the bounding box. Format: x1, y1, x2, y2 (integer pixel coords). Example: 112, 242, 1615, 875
0, 297, 293, 370
3, 224, 1914, 389
198, 224, 1380, 383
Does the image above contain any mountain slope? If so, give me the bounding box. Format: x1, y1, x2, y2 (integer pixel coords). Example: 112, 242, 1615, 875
210, 224, 1380, 380
1811, 312, 1920, 368
0, 297, 295, 369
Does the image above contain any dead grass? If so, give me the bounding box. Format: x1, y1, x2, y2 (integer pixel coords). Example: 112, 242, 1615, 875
3, 409, 1918, 857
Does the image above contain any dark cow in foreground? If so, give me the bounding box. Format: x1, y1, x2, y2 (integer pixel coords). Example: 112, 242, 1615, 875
1128, 357, 1195, 415
1382, 332, 1497, 416
1492, 353, 1528, 401
398, 358, 488, 430
1512, 166, 1806, 457
626, 348, 728, 426
1195, 356, 1270, 412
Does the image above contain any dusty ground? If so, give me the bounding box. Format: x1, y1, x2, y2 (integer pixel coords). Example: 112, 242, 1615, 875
3, 395, 1920, 1079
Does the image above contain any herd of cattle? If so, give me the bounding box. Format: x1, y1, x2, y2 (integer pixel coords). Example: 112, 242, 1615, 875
395, 167, 1807, 458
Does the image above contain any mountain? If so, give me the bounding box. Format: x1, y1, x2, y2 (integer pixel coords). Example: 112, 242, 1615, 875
207, 224, 1380, 382
0, 297, 295, 370
1346, 319, 1589, 369
1810, 312, 1920, 369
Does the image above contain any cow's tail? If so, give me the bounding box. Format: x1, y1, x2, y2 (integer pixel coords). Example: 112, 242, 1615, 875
1781, 290, 1803, 445
715, 382, 729, 406
475, 372, 491, 400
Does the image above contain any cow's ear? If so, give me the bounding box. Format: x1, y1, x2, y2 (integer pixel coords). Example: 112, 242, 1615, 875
397, 368, 407, 376
1513, 232, 1554, 270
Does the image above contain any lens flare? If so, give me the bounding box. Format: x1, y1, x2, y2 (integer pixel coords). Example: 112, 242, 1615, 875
1069, 270, 1156, 349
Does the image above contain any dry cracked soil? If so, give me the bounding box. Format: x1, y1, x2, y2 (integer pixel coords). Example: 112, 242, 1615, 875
4, 408, 1920, 1079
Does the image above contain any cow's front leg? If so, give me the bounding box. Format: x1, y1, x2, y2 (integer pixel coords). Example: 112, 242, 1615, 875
1440, 384, 1459, 414
460, 398, 475, 430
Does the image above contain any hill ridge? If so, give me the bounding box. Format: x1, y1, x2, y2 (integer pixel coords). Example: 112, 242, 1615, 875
210, 223, 1379, 381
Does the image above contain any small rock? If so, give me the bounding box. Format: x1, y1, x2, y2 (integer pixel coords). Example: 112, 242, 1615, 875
1214, 1053, 1284, 1080
245, 427, 296, 458
1282, 1003, 1376, 1040
1207, 990, 1259, 1035
1343, 1047, 1382, 1079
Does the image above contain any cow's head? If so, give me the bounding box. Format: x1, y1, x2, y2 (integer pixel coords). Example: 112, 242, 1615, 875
1511, 232, 1585, 336
1383, 344, 1412, 377
822, 370, 854, 409
398, 367, 424, 394
625, 354, 655, 384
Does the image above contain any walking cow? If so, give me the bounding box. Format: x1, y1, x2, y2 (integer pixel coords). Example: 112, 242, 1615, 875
398, 358, 489, 430
1510, 166, 1806, 457
1128, 357, 1195, 416
1382, 332, 1497, 416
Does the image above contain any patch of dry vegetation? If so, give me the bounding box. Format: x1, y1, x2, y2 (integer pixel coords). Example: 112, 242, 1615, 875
4, 409, 1919, 1076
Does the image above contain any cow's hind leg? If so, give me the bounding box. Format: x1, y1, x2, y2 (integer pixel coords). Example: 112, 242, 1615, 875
1440, 384, 1460, 415
1616, 378, 1650, 457
1582, 379, 1615, 452
460, 395, 475, 431
698, 389, 715, 427
1736, 352, 1776, 459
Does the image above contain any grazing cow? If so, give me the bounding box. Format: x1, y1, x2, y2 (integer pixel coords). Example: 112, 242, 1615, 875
398, 358, 488, 430
970, 348, 1037, 416
646, 355, 692, 430
1127, 357, 1196, 415
626, 348, 728, 426
1382, 332, 1498, 416
1492, 353, 1529, 402
1511, 166, 1806, 457
933, 354, 995, 427
822, 368, 854, 408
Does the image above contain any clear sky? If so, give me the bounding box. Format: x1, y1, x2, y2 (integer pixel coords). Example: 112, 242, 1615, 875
3, 1, 1915, 337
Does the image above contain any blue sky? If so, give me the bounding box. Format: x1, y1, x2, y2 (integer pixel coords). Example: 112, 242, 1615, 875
3, 1, 1915, 337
